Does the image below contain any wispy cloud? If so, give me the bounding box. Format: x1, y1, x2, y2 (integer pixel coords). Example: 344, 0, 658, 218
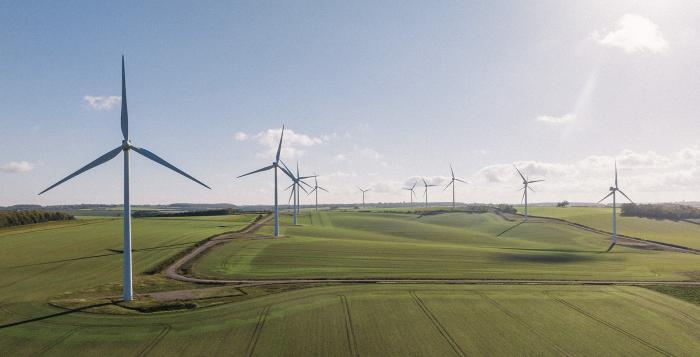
591, 14, 667, 53
536, 113, 575, 124
1, 161, 34, 173
83, 95, 121, 111
254, 128, 324, 159
233, 131, 248, 141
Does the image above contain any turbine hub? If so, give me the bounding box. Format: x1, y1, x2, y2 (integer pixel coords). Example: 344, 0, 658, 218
610, 187, 615, 191
122, 140, 131, 150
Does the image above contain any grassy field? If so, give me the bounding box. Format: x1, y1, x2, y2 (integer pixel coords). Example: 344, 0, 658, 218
193, 211, 700, 281
2, 210, 700, 355
1, 284, 699, 355
522, 206, 700, 250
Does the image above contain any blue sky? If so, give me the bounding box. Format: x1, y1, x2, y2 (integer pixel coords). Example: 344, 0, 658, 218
2, 1, 700, 205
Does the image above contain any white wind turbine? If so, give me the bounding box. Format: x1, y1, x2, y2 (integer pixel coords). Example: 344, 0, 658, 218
422, 178, 437, 208
597, 162, 633, 252
402, 181, 417, 207
39, 56, 210, 301
308, 176, 329, 211
283, 162, 313, 225
443, 164, 468, 209
357, 187, 370, 207
238, 126, 295, 237
515, 165, 544, 222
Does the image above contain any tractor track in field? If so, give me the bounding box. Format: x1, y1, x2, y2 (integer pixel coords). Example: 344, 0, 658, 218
547, 292, 674, 356
137, 324, 172, 357
339, 295, 359, 357
160, 211, 700, 290
410, 291, 465, 357
616, 289, 700, 326
37, 327, 79, 355
477, 291, 571, 356
245, 305, 271, 357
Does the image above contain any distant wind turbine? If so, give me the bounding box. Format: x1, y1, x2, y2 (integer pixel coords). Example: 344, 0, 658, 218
283, 162, 313, 225
443, 164, 468, 209
515, 166, 544, 222
308, 176, 329, 211
422, 178, 437, 208
238, 125, 295, 237
597, 162, 633, 252
357, 187, 370, 207
39, 56, 210, 302
402, 181, 417, 207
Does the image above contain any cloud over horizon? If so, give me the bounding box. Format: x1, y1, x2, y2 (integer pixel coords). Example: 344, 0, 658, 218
592, 14, 667, 53
83, 95, 121, 111
1, 161, 34, 173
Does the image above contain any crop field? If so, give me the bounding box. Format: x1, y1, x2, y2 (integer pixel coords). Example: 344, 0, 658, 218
193, 211, 700, 281
1, 210, 700, 355
522, 206, 700, 250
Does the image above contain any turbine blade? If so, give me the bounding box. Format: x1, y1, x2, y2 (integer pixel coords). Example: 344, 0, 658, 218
444, 181, 453, 190
298, 183, 310, 194
521, 190, 526, 204
284, 183, 294, 191
131, 146, 210, 189
528, 186, 535, 192
287, 186, 295, 204
597, 191, 614, 204
308, 187, 317, 195
450, 164, 454, 178
275, 125, 285, 162
121, 56, 128, 140
39, 146, 123, 195
617, 189, 633, 203
514, 165, 526, 181
411, 181, 417, 190
528, 179, 545, 183
615, 161, 618, 188
237, 164, 274, 178
319, 187, 329, 192
278, 160, 296, 181
455, 178, 469, 184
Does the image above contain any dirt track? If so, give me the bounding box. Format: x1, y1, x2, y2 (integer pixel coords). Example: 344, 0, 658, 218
161, 212, 700, 289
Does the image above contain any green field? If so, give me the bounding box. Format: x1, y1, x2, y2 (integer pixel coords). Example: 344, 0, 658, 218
522, 206, 700, 250
2, 210, 700, 355
193, 211, 700, 281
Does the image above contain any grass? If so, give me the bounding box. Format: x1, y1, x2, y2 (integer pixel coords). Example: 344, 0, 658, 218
522, 206, 700, 250
2, 210, 700, 355
192, 210, 700, 281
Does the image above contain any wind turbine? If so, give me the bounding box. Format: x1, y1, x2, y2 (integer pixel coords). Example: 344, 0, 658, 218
443, 164, 468, 209
39, 56, 210, 302
357, 187, 370, 207
515, 165, 544, 222
597, 162, 633, 252
402, 181, 417, 207
238, 126, 294, 237
422, 178, 437, 208
283, 162, 313, 225
308, 176, 329, 211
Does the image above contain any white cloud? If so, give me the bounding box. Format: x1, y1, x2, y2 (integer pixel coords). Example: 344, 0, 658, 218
536, 113, 575, 124
83, 95, 121, 111
254, 128, 324, 159
592, 14, 667, 53
331, 154, 347, 163
233, 131, 248, 141
1, 161, 34, 173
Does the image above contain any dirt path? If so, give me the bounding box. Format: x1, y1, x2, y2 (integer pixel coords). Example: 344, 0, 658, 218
159, 211, 700, 292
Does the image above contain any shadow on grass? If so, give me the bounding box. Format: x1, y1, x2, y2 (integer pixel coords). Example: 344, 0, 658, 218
495, 252, 596, 264
496, 221, 525, 237
497, 247, 605, 254
0, 302, 113, 330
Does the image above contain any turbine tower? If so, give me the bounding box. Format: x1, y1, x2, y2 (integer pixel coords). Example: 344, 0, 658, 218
402, 181, 417, 207
357, 187, 370, 207
238, 126, 294, 237
39, 56, 210, 301
308, 176, 328, 211
597, 162, 633, 252
515, 166, 544, 222
443, 164, 468, 209
422, 178, 437, 208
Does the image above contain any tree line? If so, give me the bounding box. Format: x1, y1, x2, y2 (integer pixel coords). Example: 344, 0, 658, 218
132, 208, 240, 218
0, 210, 74, 228
620, 203, 700, 221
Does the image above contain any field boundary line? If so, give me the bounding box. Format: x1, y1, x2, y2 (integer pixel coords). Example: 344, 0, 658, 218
410, 291, 465, 357
37, 327, 78, 355
477, 292, 571, 356
137, 324, 172, 357
245, 305, 271, 357
339, 295, 360, 357
546, 292, 674, 357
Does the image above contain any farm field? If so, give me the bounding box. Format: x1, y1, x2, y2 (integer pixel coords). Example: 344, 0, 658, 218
523, 206, 700, 251
2, 210, 700, 355
1, 284, 699, 355
193, 210, 700, 281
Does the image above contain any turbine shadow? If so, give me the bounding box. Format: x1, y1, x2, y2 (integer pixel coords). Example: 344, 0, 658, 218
496, 221, 525, 237
0, 302, 113, 330
495, 252, 596, 264
497, 247, 606, 254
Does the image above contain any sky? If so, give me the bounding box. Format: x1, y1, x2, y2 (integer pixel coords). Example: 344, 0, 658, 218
2, 1, 700, 206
